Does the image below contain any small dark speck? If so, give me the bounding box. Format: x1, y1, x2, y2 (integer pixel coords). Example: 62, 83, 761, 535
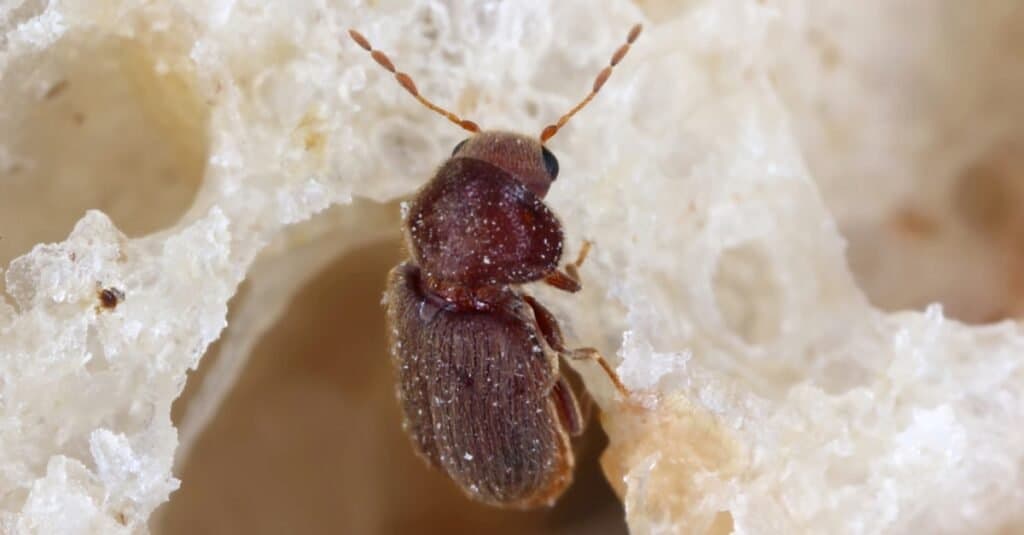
44, 79, 69, 100
523, 99, 539, 117
98, 287, 125, 310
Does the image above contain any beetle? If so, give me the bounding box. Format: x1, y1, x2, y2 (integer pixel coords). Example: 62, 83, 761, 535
96, 285, 125, 311
351, 22, 641, 508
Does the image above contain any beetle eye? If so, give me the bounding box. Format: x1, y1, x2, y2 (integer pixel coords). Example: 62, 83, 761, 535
451, 139, 468, 156
541, 146, 559, 180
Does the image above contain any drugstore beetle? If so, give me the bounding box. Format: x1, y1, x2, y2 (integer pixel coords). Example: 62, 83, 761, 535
353, 23, 641, 508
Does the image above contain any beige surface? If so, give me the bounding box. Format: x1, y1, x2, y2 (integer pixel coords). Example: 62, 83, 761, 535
0, 30, 205, 270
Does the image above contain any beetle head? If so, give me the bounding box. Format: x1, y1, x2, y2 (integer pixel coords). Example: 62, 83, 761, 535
450, 132, 558, 198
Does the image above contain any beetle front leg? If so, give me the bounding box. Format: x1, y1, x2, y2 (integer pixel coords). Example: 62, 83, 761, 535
524, 293, 628, 397
543, 240, 592, 293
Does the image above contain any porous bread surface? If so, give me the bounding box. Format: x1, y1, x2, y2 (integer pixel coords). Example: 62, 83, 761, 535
2, 1, 1024, 533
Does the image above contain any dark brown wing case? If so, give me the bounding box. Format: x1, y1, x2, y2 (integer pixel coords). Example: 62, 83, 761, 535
406, 158, 564, 287
384, 263, 573, 507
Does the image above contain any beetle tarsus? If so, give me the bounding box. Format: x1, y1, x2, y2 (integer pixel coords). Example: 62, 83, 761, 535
543, 270, 582, 293
566, 347, 629, 398
524, 294, 629, 398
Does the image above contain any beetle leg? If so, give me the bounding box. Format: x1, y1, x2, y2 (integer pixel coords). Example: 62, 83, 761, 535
566, 239, 591, 282
551, 375, 585, 436
544, 240, 592, 293
524, 294, 567, 350
543, 271, 581, 293
524, 293, 629, 397
560, 361, 595, 426
577, 385, 594, 426
565, 347, 629, 397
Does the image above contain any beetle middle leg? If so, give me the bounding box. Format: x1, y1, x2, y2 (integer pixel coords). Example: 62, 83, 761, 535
524, 293, 628, 397
551, 375, 585, 436
558, 362, 595, 430
544, 240, 592, 293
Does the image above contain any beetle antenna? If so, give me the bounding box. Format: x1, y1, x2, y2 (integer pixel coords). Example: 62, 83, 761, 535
539, 24, 642, 143
349, 29, 481, 134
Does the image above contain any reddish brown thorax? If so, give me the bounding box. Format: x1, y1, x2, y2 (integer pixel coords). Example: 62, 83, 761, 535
403, 131, 563, 309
